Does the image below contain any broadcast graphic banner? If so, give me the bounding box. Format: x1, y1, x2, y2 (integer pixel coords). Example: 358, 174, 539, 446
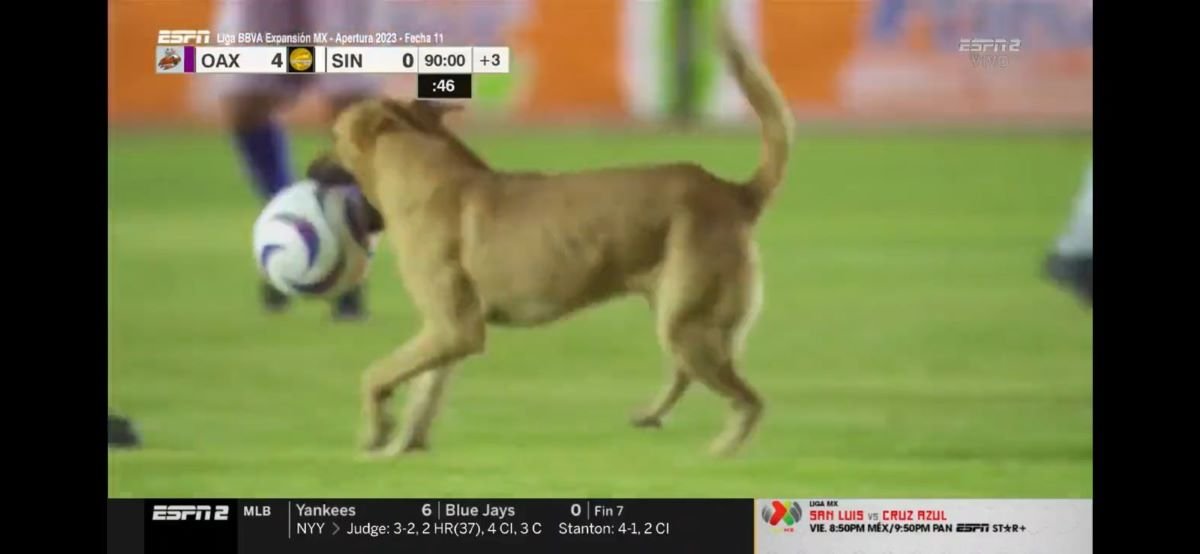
110, 0, 1092, 126
755, 499, 1092, 554
111, 498, 1092, 553
111, 498, 751, 553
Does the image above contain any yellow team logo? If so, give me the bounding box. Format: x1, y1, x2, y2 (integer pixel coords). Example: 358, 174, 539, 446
289, 48, 314, 72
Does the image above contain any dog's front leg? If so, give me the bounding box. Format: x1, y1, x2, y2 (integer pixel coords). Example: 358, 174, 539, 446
394, 365, 455, 451
360, 320, 484, 456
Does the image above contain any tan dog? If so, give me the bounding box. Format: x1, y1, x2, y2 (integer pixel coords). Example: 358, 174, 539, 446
328, 18, 793, 457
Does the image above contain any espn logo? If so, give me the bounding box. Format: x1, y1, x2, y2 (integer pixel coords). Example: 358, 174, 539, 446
955, 523, 990, 533
158, 30, 211, 45
152, 504, 230, 521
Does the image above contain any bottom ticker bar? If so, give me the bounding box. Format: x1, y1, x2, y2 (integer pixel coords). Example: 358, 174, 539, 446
115, 499, 751, 554
111, 498, 1092, 554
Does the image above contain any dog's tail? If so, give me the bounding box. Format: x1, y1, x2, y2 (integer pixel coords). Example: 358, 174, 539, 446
716, 16, 794, 213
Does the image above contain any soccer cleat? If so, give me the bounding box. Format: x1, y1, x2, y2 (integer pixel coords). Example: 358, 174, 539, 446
332, 286, 367, 321
262, 281, 290, 313
108, 413, 141, 448
1044, 253, 1092, 307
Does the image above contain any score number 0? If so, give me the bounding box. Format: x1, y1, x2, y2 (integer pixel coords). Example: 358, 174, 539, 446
570, 503, 624, 517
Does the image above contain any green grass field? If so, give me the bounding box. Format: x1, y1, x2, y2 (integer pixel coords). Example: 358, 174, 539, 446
108, 129, 1092, 498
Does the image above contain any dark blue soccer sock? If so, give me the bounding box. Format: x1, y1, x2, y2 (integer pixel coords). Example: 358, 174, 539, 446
233, 122, 293, 200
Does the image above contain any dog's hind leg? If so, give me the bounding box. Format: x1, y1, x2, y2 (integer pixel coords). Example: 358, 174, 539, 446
654, 231, 764, 455
632, 368, 692, 428
630, 285, 696, 429
694, 359, 763, 456
666, 321, 763, 456
702, 267, 766, 456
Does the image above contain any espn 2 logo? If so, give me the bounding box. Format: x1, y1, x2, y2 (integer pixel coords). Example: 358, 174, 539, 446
158, 30, 211, 45
152, 504, 230, 521
958, 38, 1021, 53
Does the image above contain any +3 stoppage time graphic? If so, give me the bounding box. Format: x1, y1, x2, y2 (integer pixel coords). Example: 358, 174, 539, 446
155, 29, 510, 99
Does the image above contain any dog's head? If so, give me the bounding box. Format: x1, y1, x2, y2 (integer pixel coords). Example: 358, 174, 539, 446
305, 150, 356, 185
303, 152, 385, 233
332, 98, 482, 177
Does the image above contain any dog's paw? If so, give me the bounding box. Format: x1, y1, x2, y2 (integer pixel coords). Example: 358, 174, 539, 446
357, 440, 422, 460
630, 414, 663, 429
398, 440, 430, 454
362, 432, 432, 459
707, 436, 741, 458
358, 446, 394, 461
359, 428, 395, 454
360, 428, 391, 451
359, 413, 397, 452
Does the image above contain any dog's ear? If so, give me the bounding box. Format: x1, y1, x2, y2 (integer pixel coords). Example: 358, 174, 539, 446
408, 99, 490, 170
381, 98, 412, 120
410, 99, 464, 125
349, 101, 406, 151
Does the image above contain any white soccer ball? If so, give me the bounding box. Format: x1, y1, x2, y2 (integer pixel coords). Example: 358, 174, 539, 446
252, 180, 376, 299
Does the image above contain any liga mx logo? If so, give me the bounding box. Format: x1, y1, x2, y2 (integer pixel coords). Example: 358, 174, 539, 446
761, 500, 803, 532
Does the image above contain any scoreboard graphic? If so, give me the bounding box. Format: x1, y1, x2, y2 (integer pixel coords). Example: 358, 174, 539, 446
155, 33, 509, 100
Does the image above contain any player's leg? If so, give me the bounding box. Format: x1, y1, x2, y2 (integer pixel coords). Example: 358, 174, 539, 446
323, 94, 376, 320
311, 0, 389, 129
305, 144, 374, 320
108, 412, 141, 448
1045, 159, 1093, 306
215, 0, 306, 200
213, 0, 306, 311
228, 94, 293, 200
312, 0, 391, 321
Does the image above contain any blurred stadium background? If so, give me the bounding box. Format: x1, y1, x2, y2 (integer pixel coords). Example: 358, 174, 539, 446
108, 0, 1093, 498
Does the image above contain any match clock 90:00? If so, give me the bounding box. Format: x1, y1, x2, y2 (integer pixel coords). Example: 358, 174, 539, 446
425, 53, 468, 68
418, 74, 472, 99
